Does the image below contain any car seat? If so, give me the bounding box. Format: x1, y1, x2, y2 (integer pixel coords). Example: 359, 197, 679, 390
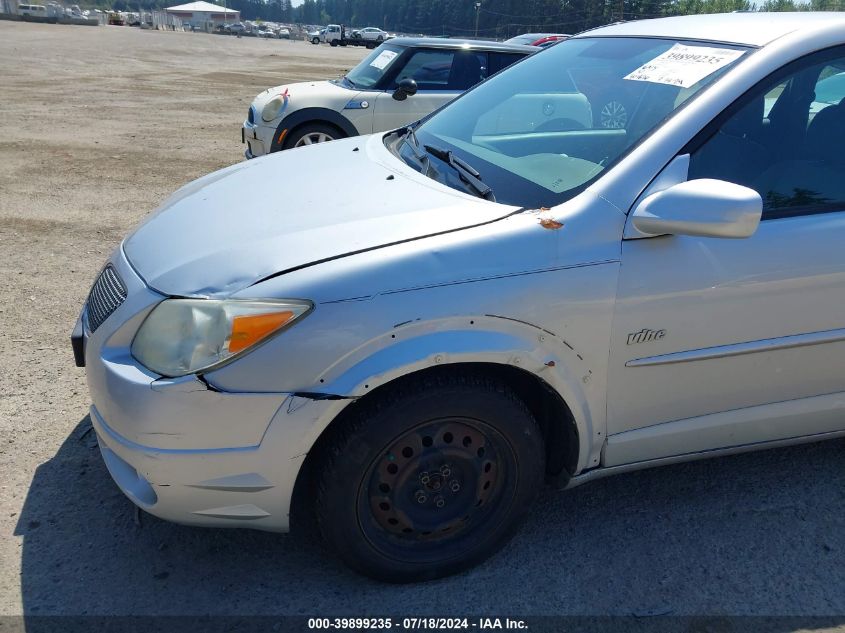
752, 100, 845, 211
688, 96, 769, 188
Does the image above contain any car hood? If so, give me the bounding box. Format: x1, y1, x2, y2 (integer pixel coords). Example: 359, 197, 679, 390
251, 79, 359, 117
123, 136, 520, 298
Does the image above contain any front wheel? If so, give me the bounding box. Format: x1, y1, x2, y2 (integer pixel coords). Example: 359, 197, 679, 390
283, 123, 340, 149
311, 37, 320, 44
314, 373, 545, 582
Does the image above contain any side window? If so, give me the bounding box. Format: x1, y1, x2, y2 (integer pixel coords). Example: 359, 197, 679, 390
488, 53, 524, 76
394, 50, 486, 91
689, 50, 845, 218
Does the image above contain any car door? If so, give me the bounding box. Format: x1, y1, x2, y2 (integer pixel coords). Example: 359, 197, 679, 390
372, 49, 487, 133
605, 47, 845, 466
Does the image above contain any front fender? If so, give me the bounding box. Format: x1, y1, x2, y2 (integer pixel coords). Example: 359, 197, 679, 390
315, 316, 599, 471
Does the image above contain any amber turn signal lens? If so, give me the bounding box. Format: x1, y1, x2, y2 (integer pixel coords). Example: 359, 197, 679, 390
228, 311, 294, 353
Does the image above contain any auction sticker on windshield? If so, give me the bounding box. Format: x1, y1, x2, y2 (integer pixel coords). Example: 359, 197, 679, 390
624, 43, 744, 88
370, 49, 398, 70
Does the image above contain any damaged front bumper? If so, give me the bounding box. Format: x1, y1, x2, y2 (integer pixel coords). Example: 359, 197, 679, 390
242, 119, 268, 159
80, 247, 350, 531
90, 390, 345, 532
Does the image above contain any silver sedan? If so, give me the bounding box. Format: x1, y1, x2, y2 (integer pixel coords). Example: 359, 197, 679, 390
75, 12, 845, 582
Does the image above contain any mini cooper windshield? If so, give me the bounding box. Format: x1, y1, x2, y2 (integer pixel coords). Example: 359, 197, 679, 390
392, 37, 749, 208
340, 44, 405, 89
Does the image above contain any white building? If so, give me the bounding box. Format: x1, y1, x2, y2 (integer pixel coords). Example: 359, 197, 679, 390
165, 0, 238, 29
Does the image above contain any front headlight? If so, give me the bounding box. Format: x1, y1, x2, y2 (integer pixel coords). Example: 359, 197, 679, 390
261, 97, 286, 122
131, 299, 312, 377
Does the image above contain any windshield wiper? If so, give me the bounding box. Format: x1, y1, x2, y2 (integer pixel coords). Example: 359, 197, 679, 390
343, 74, 357, 88
398, 124, 430, 174
422, 144, 496, 202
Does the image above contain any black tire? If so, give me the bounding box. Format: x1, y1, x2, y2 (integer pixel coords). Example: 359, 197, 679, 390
314, 372, 545, 582
377, 35, 384, 42
311, 37, 320, 44
282, 122, 342, 150
366, 41, 375, 49
329, 39, 338, 47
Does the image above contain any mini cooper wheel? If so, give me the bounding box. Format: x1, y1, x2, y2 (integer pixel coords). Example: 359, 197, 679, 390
284, 123, 340, 149
314, 373, 544, 582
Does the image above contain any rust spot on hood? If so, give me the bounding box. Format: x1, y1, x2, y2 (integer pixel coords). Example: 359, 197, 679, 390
531, 207, 563, 230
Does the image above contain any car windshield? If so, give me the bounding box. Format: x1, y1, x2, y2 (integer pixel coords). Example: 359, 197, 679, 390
391, 37, 749, 208
343, 44, 405, 89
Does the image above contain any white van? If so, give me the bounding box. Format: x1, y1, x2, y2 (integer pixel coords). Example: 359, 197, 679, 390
18, 4, 48, 16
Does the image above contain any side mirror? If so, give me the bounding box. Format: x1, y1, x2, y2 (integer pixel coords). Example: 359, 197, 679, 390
392, 78, 418, 102
632, 179, 762, 239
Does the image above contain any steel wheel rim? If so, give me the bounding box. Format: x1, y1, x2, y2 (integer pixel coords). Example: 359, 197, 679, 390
294, 132, 334, 147
600, 100, 627, 128
357, 416, 517, 562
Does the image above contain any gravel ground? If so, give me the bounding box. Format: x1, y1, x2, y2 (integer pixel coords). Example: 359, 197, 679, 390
0, 21, 844, 625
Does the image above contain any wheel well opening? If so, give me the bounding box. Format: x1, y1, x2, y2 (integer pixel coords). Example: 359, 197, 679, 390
289, 363, 579, 534
278, 120, 347, 151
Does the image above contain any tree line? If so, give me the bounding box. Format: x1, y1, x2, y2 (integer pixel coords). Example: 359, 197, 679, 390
291, 0, 845, 36
104, 0, 845, 35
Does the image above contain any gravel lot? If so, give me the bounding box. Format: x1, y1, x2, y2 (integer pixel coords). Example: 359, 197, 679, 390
0, 21, 844, 625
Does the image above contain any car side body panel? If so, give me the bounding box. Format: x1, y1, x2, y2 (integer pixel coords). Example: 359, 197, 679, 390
578, 21, 845, 467
204, 188, 626, 475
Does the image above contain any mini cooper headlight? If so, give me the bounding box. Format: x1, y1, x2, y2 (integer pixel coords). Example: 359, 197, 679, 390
261, 97, 286, 122
131, 299, 312, 377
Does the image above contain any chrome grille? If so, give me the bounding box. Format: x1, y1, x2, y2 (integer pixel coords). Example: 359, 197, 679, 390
85, 265, 127, 333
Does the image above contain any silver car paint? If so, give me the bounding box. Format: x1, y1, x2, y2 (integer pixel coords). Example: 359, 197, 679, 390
124, 137, 521, 298
84, 13, 845, 531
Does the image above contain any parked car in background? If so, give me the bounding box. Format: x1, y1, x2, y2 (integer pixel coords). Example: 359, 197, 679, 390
17, 3, 48, 17
224, 22, 246, 34
242, 38, 535, 156
533, 34, 569, 47
308, 27, 325, 44
277, 27, 291, 39
505, 32, 569, 47
352, 26, 392, 42
80, 10, 845, 584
